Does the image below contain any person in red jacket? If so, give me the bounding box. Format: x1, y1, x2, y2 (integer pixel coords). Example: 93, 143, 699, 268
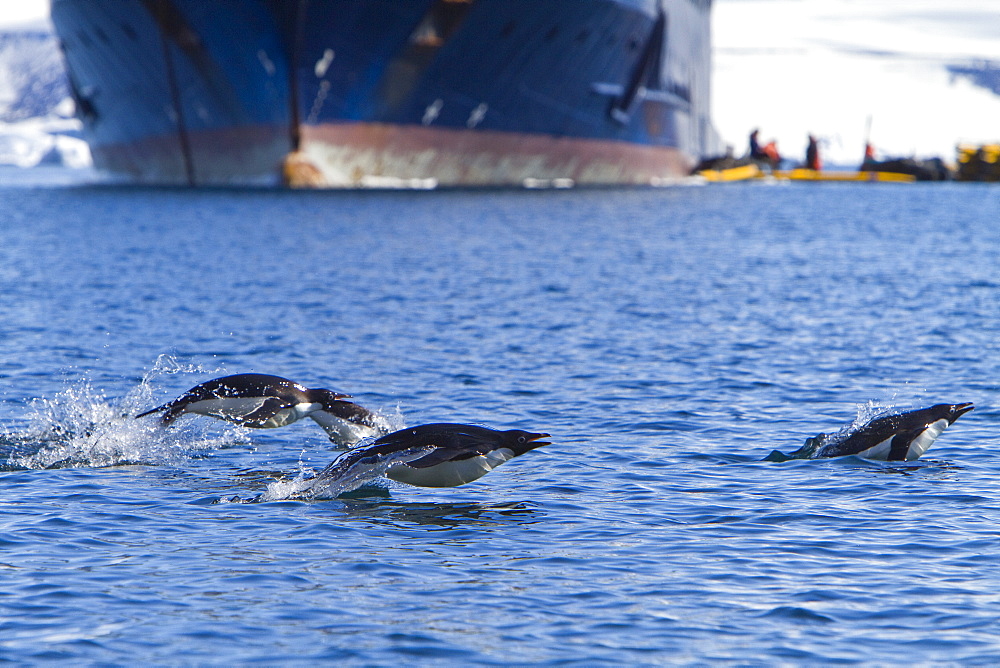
805, 134, 821, 170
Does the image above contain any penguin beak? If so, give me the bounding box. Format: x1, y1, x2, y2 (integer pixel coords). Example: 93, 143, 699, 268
948, 403, 974, 423
526, 432, 551, 447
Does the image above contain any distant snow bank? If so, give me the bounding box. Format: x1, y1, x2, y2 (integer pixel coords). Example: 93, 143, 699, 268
712, 0, 1000, 165
0, 24, 91, 168
0, 111, 91, 168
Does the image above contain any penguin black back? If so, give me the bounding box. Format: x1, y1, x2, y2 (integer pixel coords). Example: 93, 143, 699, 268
817, 403, 974, 461
312, 423, 551, 488
135, 373, 348, 427
767, 402, 974, 462
372, 423, 550, 464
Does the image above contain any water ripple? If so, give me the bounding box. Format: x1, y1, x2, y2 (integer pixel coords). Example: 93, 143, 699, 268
1, 183, 999, 663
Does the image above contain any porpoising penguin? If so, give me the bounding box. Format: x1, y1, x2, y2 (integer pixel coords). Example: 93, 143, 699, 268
312, 423, 551, 488
136, 373, 387, 446
768, 402, 974, 462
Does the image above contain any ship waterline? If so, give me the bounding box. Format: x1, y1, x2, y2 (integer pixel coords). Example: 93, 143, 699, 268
93, 125, 290, 186
290, 122, 694, 188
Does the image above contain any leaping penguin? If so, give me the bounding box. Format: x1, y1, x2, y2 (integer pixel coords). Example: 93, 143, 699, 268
767, 402, 974, 462
312, 423, 551, 488
135, 373, 387, 446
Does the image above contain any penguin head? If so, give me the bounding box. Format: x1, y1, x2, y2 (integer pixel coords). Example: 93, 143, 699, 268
499, 429, 551, 456
943, 402, 974, 424
310, 388, 352, 406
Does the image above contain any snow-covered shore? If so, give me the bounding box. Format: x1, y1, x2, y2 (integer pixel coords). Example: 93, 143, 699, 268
0, 23, 91, 169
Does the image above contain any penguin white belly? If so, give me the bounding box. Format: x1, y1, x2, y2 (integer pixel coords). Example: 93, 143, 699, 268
904, 419, 948, 461
182, 398, 318, 428
852, 419, 949, 461
184, 397, 268, 421
386, 448, 515, 488
252, 402, 323, 428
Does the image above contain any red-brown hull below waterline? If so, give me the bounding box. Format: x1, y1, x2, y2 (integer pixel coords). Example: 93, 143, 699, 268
291, 123, 695, 188
91, 123, 694, 188
90, 124, 292, 187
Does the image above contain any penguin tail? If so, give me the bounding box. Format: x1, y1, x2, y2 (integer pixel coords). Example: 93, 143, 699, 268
135, 404, 179, 426
762, 433, 826, 462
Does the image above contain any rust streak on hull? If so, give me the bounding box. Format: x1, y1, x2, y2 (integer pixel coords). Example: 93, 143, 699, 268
93, 124, 290, 186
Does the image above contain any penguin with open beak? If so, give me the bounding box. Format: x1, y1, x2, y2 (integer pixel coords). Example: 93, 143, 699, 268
768, 402, 974, 462
313, 423, 551, 488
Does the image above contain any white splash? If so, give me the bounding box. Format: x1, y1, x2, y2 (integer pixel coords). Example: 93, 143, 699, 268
2, 356, 246, 470
838, 400, 896, 441
794, 400, 897, 458
258, 446, 434, 502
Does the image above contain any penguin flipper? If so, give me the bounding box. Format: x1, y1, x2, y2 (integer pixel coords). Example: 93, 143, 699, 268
232, 397, 294, 428
390, 429, 499, 468
405, 443, 491, 468
887, 428, 924, 461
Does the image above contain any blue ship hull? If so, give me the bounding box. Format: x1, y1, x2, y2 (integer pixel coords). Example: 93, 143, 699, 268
51, 0, 717, 187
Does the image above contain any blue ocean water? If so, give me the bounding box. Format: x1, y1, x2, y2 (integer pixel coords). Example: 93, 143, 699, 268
1, 168, 999, 664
